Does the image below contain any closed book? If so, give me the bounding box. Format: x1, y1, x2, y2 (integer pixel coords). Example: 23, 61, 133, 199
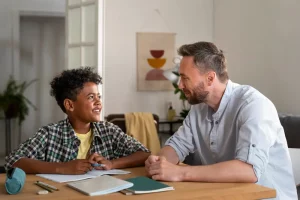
67, 175, 133, 196
126, 176, 174, 194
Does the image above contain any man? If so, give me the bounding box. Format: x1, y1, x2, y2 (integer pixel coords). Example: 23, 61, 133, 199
145, 42, 297, 199
6, 67, 150, 174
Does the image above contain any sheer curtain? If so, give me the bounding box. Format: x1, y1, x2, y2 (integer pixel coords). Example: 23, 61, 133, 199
18, 16, 65, 145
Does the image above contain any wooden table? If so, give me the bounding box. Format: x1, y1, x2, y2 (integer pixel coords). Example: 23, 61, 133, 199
0, 167, 276, 200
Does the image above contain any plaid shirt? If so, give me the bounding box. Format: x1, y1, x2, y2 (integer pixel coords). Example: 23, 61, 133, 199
5, 118, 149, 171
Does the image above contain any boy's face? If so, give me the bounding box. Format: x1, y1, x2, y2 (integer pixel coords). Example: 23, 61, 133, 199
68, 82, 102, 123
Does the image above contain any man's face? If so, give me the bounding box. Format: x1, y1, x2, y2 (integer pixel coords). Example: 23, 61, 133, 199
178, 56, 209, 105
70, 82, 102, 123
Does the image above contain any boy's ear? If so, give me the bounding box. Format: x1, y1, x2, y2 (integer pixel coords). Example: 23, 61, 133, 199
64, 99, 74, 112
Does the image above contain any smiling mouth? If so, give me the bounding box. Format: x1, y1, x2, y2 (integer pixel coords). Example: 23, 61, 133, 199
93, 109, 101, 113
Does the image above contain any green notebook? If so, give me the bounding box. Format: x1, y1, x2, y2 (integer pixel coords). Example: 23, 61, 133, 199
125, 176, 174, 194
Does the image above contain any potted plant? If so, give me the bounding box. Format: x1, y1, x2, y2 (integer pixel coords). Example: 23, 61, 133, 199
0, 76, 37, 125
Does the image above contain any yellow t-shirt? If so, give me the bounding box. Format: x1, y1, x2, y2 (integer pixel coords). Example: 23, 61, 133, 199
76, 130, 92, 159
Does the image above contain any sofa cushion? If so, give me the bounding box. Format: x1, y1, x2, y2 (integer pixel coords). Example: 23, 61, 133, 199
279, 114, 300, 148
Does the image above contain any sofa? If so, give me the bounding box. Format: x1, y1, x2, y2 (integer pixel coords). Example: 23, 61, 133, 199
280, 114, 300, 198
279, 114, 300, 149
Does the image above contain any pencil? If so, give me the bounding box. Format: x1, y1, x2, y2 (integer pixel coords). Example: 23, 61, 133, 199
35, 182, 53, 193
91, 163, 106, 167
37, 181, 59, 191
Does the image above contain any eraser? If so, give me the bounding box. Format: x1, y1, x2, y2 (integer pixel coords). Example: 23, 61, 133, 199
37, 190, 49, 195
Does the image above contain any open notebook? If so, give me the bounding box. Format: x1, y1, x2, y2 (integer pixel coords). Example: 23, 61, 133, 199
67, 175, 133, 196
36, 169, 130, 183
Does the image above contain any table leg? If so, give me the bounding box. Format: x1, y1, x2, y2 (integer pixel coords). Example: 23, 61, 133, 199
170, 123, 173, 135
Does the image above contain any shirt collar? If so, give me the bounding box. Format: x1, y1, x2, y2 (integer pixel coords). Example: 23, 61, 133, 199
60, 118, 102, 144
60, 118, 76, 144
206, 80, 235, 122
90, 122, 102, 139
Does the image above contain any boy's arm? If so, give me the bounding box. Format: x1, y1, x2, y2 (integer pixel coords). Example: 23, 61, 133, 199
108, 125, 151, 168
5, 127, 48, 171
111, 151, 150, 169
5, 127, 93, 174
13, 158, 93, 174
13, 158, 60, 174
89, 151, 150, 170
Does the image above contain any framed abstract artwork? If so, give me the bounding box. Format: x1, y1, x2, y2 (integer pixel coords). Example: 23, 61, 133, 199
136, 32, 175, 91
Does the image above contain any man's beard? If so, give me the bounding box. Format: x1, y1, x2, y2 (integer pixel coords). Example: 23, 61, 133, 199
183, 82, 209, 105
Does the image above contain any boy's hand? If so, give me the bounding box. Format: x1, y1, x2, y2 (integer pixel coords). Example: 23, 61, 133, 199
58, 159, 93, 175
88, 153, 114, 170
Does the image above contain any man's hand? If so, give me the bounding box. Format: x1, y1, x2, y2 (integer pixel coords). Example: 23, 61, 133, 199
88, 153, 114, 170
145, 155, 160, 176
58, 159, 93, 175
147, 156, 183, 182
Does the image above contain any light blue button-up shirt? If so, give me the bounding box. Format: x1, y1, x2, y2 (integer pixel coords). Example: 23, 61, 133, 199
166, 80, 297, 199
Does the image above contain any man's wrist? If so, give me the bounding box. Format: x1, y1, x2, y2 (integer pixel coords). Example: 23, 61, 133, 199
178, 166, 185, 181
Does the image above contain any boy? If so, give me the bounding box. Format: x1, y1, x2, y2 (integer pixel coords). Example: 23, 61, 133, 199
5, 67, 150, 174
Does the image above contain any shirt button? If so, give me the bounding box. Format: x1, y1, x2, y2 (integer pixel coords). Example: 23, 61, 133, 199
215, 121, 219, 124
252, 144, 256, 147
211, 142, 214, 145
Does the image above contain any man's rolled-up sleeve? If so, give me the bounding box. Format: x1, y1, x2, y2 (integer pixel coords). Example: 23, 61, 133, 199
235, 98, 278, 182
165, 114, 196, 162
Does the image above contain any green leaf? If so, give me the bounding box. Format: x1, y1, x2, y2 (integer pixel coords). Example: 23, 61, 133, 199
24, 97, 38, 110
172, 71, 179, 76
180, 92, 187, 100
21, 79, 38, 93
172, 83, 178, 88
174, 88, 180, 94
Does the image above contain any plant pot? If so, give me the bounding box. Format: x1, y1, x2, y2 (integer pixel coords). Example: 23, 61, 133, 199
4, 103, 19, 119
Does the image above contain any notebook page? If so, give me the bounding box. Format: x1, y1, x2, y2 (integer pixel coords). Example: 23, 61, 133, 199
36, 173, 94, 183
36, 169, 130, 183
87, 169, 131, 177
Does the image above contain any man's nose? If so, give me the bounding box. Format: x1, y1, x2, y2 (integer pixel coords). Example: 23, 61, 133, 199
178, 78, 184, 89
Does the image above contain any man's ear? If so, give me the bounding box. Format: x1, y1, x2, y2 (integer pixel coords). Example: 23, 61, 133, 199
206, 71, 216, 86
64, 99, 74, 112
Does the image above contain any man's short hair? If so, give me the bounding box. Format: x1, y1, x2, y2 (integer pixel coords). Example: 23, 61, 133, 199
178, 41, 229, 83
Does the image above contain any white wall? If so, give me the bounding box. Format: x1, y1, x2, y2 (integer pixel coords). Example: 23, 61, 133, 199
0, 1, 14, 91
104, 0, 214, 118
0, 0, 65, 156
214, 0, 300, 115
